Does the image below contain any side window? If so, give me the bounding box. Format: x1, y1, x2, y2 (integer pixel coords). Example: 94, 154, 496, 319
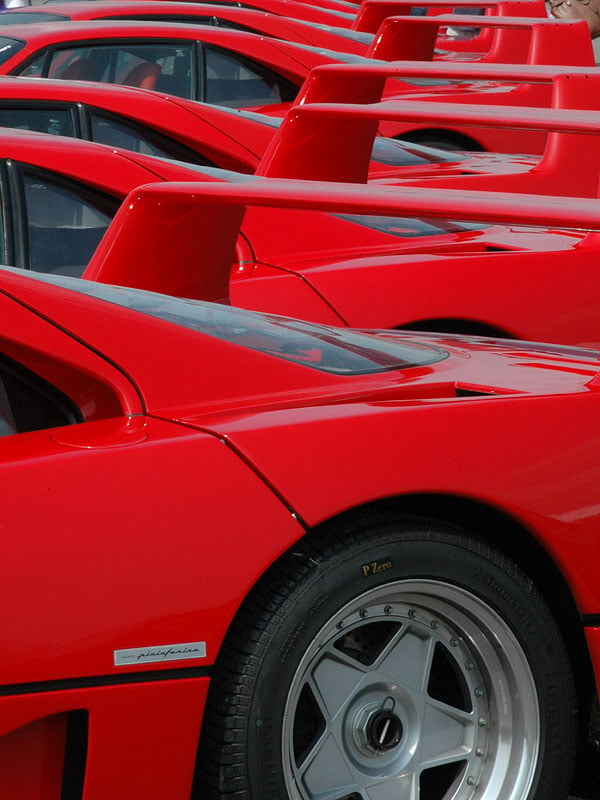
88, 109, 215, 165
18, 43, 195, 98
0, 355, 80, 437
203, 45, 298, 108
17, 47, 103, 80
0, 105, 75, 137
21, 169, 119, 276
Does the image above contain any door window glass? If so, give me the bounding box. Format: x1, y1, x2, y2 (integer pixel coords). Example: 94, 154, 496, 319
22, 170, 118, 276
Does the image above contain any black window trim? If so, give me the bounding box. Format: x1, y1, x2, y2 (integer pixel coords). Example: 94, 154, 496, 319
7, 160, 121, 271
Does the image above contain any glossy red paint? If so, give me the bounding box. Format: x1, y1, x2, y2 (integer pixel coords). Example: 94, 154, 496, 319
0, 19, 335, 111
259, 96, 600, 192
0, 16, 586, 117
352, 0, 548, 32
297, 61, 600, 152
0, 0, 372, 54
85, 179, 600, 346
113, 0, 359, 23
365, 13, 594, 64
0, 75, 558, 181
0, 257, 598, 796
0, 76, 276, 171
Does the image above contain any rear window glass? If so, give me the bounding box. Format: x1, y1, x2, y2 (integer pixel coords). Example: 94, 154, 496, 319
336, 214, 486, 238
16, 273, 448, 375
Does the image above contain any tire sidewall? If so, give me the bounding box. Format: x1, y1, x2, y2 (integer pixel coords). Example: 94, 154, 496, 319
244, 523, 573, 800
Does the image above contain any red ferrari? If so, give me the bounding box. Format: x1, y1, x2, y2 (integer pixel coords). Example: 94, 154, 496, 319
0, 181, 599, 800
297, 61, 600, 151
259, 93, 600, 193
0, 74, 573, 180
3, 125, 600, 348
0, 15, 590, 115
0, 19, 342, 111
0, 0, 373, 55
353, 0, 549, 32
83, 176, 600, 349
2, 0, 359, 27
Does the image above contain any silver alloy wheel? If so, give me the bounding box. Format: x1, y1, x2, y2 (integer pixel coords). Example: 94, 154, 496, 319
282, 579, 540, 800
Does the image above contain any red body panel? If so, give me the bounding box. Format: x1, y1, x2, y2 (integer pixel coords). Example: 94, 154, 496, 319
259, 97, 600, 194
353, 0, 547, 32
366, 14, 595, 65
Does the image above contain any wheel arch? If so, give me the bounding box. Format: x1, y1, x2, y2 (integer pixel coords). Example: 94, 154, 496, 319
197, 490, 599, 797
305, 492, 599, 794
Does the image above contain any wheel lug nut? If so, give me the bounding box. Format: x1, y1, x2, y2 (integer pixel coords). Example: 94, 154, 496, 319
467, 776, 476, 787
475, 688, 483, 697
360, 609, 368, 618
465, 660, 474, 670
408, 609, 417, 619
478, 718, 487, 727
476, 748, 484, 757
384, 605, 393, 615
431, 620, 439, 629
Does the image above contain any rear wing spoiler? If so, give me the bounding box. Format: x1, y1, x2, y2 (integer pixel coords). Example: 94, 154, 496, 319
367, 14, 595, 65
354, 0, 547, 33
85, 180, 600, 300
296, 61, 599, 105
255, 97, 600, 190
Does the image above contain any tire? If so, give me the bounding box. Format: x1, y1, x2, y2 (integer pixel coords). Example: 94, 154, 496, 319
196, 517, 576, 800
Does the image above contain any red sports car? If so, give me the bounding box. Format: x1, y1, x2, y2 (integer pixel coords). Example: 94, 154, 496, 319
0, 0, 374, 55
0, 75, 568, 180
0, 194, 598, 799
297, 61, 600, 151
0, 19, 344, 111
0, 16, 590, 115
4, 0, 359, 26
0, 128, 233, 272
83, 177, 600, 350
352, 0, 548, 33
3, 125, 600, 348
259, 93, 600, 193
356, 11, 594, 65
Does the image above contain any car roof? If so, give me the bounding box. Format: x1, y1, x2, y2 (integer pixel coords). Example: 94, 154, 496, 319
0, 16, 310, 46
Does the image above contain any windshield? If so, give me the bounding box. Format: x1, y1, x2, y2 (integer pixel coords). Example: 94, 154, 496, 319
15, 270, 448, 375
